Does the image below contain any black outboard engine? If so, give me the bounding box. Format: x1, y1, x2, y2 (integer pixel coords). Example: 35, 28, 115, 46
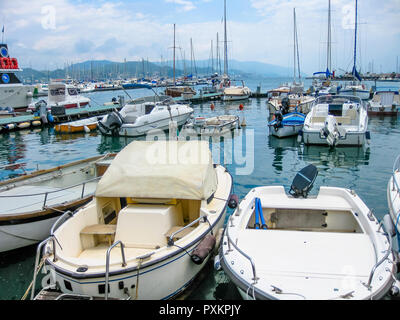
289, 164, 318, 198
281, 97, 290, 115
274, 110, 284, 131
98, 111, 123, 136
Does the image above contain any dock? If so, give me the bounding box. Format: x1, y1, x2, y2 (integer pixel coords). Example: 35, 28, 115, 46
174, 92, 223, 103
0, 104, 121, 133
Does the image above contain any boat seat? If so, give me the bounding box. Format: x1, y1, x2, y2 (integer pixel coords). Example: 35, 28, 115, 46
80, 224, 116, 248
345, 108, 358, 120
114, 203, 183, 249
335, 117, 351, 125
311, 117, 326, 124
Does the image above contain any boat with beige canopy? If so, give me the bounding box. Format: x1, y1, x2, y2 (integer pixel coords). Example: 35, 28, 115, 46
33, 140, 234, 300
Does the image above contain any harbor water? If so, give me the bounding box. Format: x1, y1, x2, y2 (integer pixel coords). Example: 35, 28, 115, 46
0, 78, 399, 300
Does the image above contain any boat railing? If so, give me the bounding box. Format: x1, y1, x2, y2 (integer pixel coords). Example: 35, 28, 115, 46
225, 216, 259, 285
167, 213, 208, 247
0, 176, 101, 209
365, 221, 394, 290
105, 241, 127, 300
392, 156, 400, 194
30, 236, 58, 300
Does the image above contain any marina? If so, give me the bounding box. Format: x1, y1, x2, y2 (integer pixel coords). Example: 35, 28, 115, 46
0, 0, 400, 303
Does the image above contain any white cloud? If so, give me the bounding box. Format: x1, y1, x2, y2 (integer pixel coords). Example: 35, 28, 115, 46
165, 0, 196, 12
1, 0, 399, 74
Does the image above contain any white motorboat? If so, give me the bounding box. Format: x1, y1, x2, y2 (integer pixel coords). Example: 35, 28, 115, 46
98, 95, 193, 137
220, 164, 398, 300
388, 156, 400, 236
368, 90, 400, 116
299, 95, 370, 147
35, 141, 234, 300
340, 82, 371, 101
27, 82, 90, 113
0, 154, 115, 253
182, 115, 239, 136
0, 43, 33, 112
222, 80, 251, 101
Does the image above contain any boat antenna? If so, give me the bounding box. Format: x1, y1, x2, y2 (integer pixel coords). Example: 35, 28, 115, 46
1, 25, 4, 43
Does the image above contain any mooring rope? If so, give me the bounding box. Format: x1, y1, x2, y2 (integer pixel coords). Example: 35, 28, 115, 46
21, 254, 50, 300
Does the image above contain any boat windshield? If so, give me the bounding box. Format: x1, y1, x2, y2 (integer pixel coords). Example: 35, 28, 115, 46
314, 95, 361, 106
68, 88, 78, 96
50, 88, 65, 96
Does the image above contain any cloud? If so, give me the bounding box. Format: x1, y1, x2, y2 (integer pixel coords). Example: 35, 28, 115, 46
165, 0, 196, 12
1, 0, 399, 74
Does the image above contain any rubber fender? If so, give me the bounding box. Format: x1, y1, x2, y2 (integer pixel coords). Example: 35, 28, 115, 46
190, 234, 216, 265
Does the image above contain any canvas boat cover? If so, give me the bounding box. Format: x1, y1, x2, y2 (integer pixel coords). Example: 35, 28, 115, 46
95, 141, 217, 200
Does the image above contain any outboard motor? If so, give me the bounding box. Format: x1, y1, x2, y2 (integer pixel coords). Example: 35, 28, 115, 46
98, 111, 123, 136
274, 110, 284, 131
289, 164, 318, 198
281, 97, 290, 115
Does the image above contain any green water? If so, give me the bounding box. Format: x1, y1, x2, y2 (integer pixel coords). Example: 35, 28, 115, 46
0, 79, 399, 300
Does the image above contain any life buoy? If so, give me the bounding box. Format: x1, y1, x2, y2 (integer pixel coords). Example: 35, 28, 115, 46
10, 58, 18, 69
0, 58, 7, 69
0, 57, 11, 69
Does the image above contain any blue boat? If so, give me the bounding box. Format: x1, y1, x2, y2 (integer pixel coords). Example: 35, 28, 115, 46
268, 111, 306, 138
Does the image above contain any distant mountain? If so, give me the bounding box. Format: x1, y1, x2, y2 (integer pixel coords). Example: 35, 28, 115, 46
18, 59, 299, 84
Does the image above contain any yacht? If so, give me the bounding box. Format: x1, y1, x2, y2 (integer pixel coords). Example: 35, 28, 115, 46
222, 80, 251, 102
27, 82, 90, 112
299, 95, 370, 147
0, 43, 33, 111
367, 89, 399, 116
34, 140, 234, 300
98, 95, 193, 137
220, 165, 397, 300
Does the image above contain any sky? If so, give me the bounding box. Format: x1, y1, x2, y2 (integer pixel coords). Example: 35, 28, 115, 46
0, 0, 399, 75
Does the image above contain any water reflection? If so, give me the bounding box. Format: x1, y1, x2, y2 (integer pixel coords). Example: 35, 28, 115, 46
300, 145, 370, 169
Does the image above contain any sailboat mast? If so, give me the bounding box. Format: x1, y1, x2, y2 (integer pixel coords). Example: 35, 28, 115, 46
173, 23, 176, 86
293, 8, 296, 82
327, 0, 332, 74
223, 0, 228, 76
353, 0, 358, 71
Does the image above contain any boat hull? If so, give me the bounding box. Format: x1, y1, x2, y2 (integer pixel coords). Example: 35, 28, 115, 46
302, 130, 367, 146
388, 172, 400, 234
268, 124, 303, 138
0, 85, 33, 112
46, 213, 226, 300
99, 111, 193, 137
222, 94, 250, 102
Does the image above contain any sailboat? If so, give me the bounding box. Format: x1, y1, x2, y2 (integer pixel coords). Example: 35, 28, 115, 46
339, 0, 370, 100
311, 0, 339, 97
267, 8, 314, 114
164, 24, 196, 99
221, 0, 251, 101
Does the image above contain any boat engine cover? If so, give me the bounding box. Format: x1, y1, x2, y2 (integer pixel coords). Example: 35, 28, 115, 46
290, 164, 318, 198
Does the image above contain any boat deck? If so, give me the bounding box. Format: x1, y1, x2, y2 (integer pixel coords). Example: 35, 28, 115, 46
235, 230, 375, 299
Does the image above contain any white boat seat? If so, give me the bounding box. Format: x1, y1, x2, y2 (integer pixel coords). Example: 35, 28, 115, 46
80, 224, 116, 247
